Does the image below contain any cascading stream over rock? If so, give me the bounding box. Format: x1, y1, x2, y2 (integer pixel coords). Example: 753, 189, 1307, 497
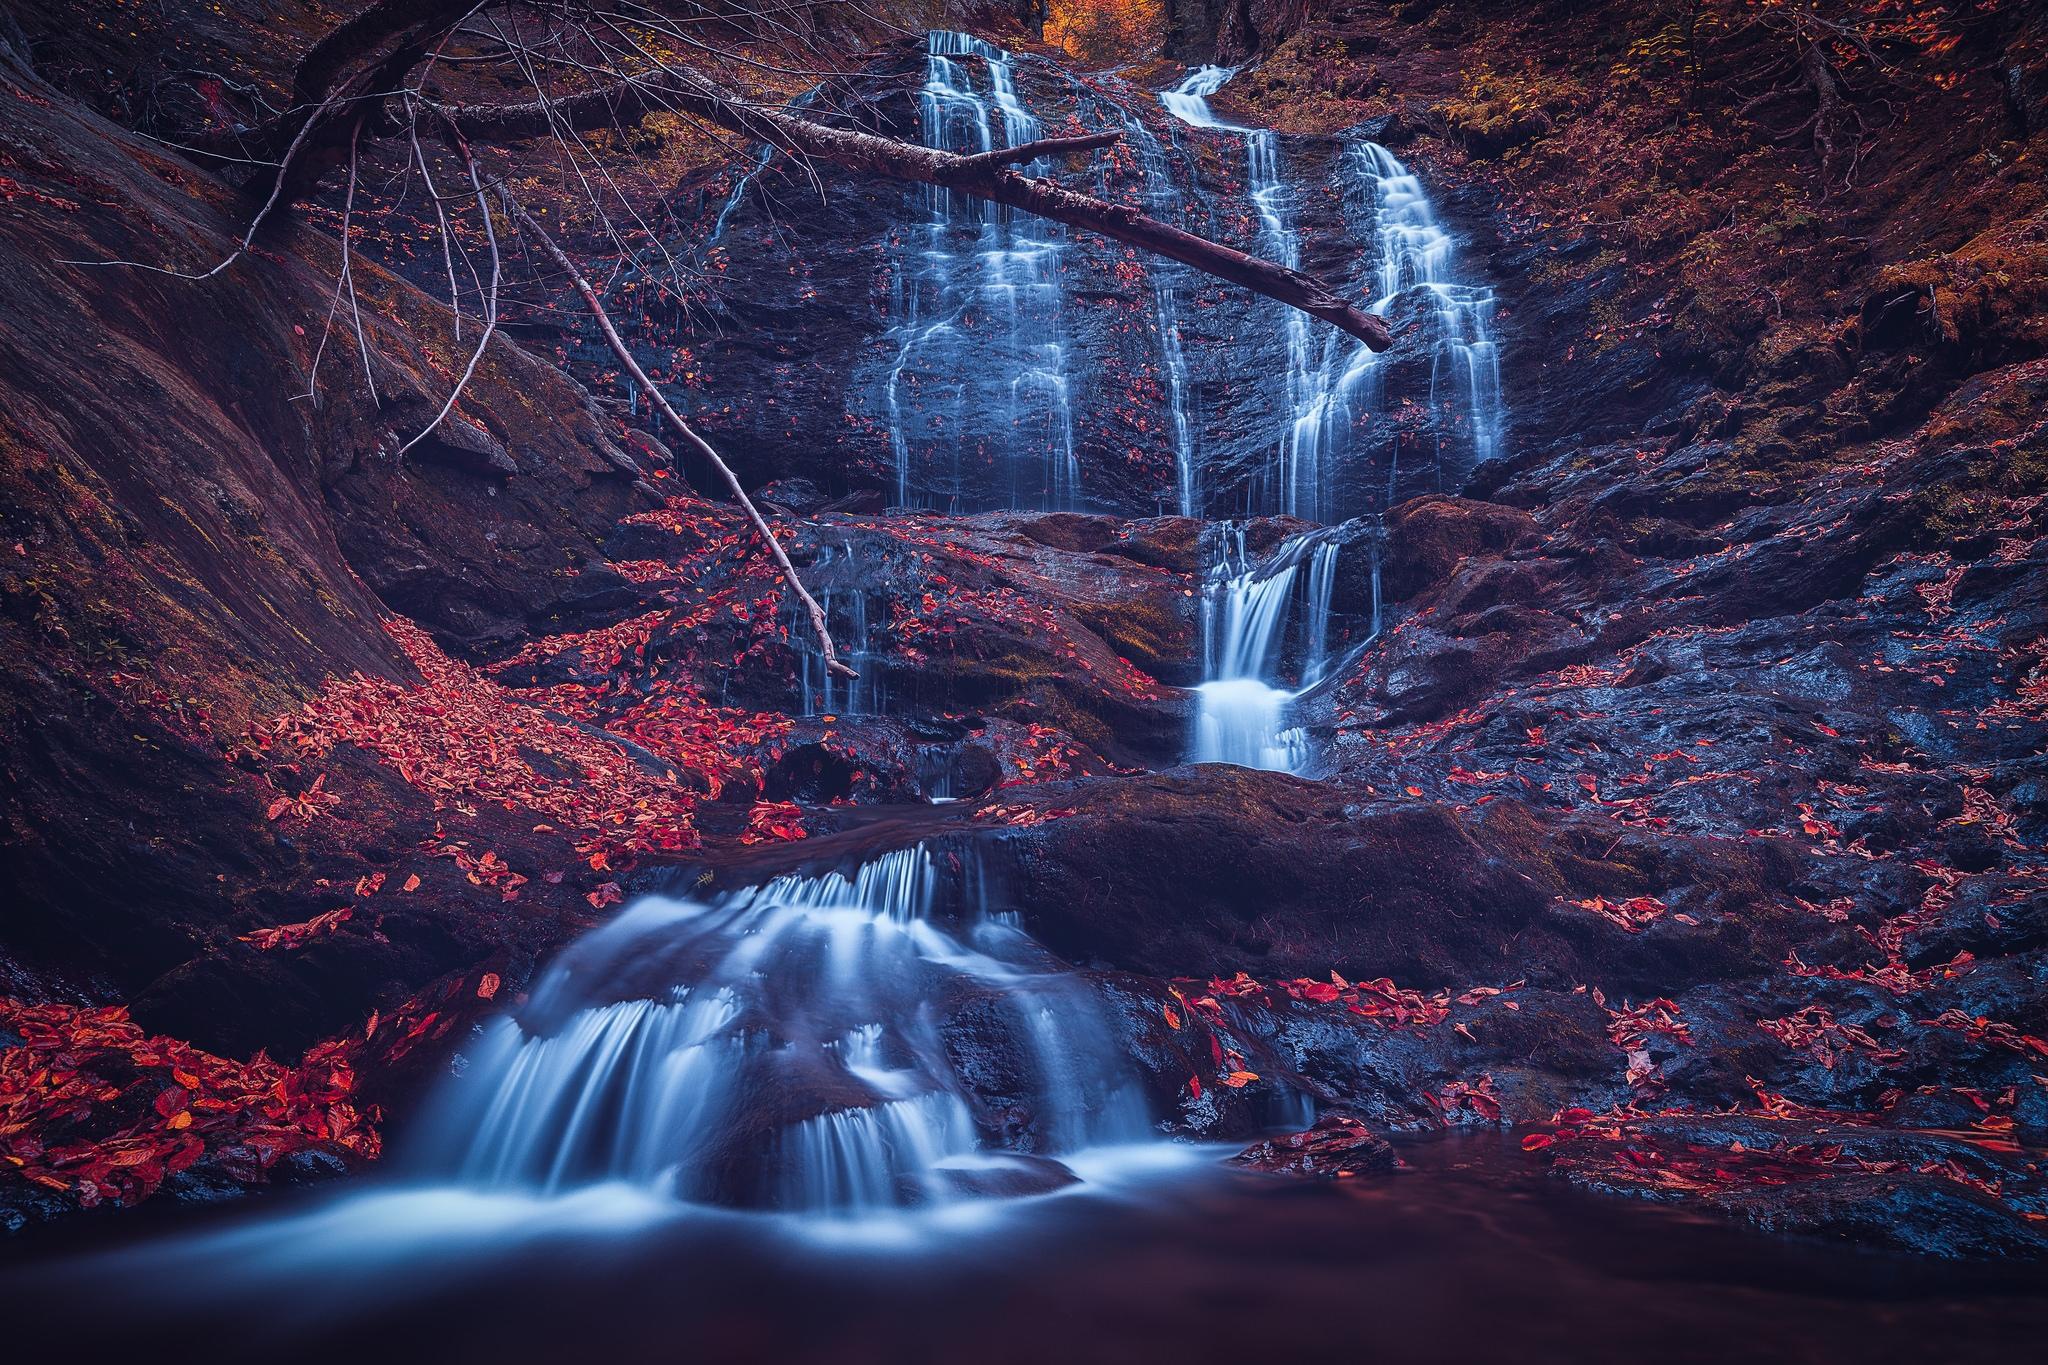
409, 845, 1156, 1213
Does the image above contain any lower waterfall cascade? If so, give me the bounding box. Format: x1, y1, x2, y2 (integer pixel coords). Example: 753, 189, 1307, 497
405, 845, 1165, 1215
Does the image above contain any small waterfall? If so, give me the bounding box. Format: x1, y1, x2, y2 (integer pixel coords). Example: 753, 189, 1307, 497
1108, 104, 1205, 516
1191, 529, 1310, 773
884, 32, 1080, 512
1190, 526, 1365, 771
793, 548, 886, 717
410, 845, 1155, 1215
1336, 142, 1505, 495
1300, 538, 1340, 688
1162, 69, 1326, 522
1163, 68, 1506, 523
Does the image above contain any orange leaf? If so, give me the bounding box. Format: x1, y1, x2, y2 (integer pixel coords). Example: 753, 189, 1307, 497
476, 972, 501, 1001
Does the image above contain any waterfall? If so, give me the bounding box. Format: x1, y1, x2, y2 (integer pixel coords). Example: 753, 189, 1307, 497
793, 547, 886, 717
1162, 69, 1326, 521
1190, 525, 1365, 771
1162, 68, 1505, 523
1191, 529, 1311, 773
1334, 142, 1505, 496
1300, 538, 1340, 688
884, 32, 1079, 512
1107, 104, 1205, 516
409, 845, 1155, 1214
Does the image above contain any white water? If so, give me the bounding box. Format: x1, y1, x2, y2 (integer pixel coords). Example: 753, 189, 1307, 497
1164, 64, 1504, 774
1162, 66, 1505, 522
409, 845, 1154, 1214
1192, 528, 1315, 772
884, 32, 1080, 511
1106, 100, 1205, 515
1330, 141, 1505, 500
793, 545, 887, 717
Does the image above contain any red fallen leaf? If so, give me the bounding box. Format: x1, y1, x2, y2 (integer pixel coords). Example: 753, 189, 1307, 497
586, 881, 623, 909
153, 1085, 189, 1118
239, 905, 352, 952
1220, 1070, 1259, 1088
265, 796, 292, 821
1522, 1132, 1554, 1151
1403, 785, 1423, 797
476, 973, 501, 1001
401, 874, 421, 892
1162, 1004, 1181, 1030
1188, 1075, 1202, 1100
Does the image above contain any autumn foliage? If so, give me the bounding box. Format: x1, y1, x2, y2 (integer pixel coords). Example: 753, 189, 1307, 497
0, 999, 378, 1209
1043, 0, 1165, 66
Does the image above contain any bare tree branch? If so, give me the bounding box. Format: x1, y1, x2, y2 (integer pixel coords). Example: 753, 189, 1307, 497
399, 126, 502, 456
441, 70, 1394, 349
953, 130, 1124, 172
491, 179, 856, 679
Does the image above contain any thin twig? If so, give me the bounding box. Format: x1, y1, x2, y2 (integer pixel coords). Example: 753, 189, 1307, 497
494, 181, 855, 679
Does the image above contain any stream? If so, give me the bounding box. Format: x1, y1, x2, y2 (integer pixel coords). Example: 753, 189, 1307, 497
6, 1133, 2046, 1364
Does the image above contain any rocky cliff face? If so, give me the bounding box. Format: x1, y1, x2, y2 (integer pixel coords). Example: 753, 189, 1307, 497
1, 0, 2045, 1256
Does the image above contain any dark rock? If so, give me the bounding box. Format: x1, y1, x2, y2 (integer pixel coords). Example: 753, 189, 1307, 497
929, 1153, 1080, 1199
1232, 1115, 1397, 1177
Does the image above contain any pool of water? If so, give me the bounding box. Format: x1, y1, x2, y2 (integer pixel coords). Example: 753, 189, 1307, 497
4, 1134, 2043, 1364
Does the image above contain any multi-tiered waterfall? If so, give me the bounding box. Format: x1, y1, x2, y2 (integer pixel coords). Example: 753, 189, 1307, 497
414, 44, 1503, 1216
383, 40, 1505, 1219
1163, 65, 1503, 773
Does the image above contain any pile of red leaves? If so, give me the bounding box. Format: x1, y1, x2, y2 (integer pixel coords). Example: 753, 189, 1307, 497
0, 999, 378, 1208
1202, 970, 1458, 1029
239, 905, 354, 951
261, 618, 708, 866
1564, 893, 1671, 933
1757, 1005, 1905, 1069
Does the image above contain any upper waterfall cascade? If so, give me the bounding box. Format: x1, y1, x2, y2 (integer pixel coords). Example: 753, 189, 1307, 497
879, 44, 1503, 524
884, 32, 1081, 512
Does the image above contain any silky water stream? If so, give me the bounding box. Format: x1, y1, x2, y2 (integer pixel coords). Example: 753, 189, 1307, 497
8, 841, 2045, 1364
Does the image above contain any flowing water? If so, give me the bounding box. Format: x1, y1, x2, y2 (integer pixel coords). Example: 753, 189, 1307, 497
10, 1133, 2047, 1365
884, 33, 1079, 511
1161, 66, 1499, 775
407, 844, 1152, 1214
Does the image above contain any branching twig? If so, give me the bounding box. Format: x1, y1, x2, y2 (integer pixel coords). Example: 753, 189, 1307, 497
493, 181, 855, 679
399, 129, 501, 456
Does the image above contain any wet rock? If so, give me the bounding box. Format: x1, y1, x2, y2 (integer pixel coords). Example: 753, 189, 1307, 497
1231, 1114, 1396, 1178
930, 1153, 1080, 1200
1377, 495, 1540, 602
1547, 1118, 2048, 1260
